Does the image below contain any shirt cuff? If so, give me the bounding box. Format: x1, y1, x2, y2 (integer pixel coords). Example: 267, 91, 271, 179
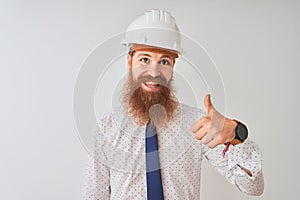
226, 138, 263, 179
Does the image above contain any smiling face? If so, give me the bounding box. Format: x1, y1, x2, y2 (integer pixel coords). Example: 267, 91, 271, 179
127, 45, 177, 93
121, 44, 179, 125
132, 52, 173, 92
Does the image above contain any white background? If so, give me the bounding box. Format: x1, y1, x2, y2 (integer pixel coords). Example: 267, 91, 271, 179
1, 0, 299, 199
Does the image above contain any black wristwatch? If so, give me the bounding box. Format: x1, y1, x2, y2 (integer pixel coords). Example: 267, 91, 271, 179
234, 120, 248, 143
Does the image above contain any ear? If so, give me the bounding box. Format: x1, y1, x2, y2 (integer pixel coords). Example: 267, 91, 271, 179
127, 53, 132, 69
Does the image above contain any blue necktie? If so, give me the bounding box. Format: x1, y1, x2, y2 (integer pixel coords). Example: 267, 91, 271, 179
145, 123, 164, 200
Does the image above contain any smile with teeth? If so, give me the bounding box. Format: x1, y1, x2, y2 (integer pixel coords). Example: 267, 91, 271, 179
144, 81, 160, 88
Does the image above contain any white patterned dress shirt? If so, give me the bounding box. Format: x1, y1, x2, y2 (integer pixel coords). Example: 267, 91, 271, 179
83, 103, 264, 199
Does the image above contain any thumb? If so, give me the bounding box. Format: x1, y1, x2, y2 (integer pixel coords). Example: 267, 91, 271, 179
204, 94, 214, 114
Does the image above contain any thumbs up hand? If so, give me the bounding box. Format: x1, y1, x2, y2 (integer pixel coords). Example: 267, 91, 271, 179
191, 94, 238, 148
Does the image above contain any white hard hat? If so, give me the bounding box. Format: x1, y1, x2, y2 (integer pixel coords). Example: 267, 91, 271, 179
121, 9, 183, 54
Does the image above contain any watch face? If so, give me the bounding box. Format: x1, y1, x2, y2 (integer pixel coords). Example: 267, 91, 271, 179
236, 123, 248, 141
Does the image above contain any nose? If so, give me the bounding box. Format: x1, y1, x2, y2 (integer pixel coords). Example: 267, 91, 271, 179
147, 64, 160, 77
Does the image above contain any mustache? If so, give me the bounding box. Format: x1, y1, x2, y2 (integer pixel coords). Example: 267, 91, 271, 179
137, 75, 168, 86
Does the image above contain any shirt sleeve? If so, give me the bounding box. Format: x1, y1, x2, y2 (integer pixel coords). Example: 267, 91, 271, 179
83, 122, 111, 200
202, 138, 264, 196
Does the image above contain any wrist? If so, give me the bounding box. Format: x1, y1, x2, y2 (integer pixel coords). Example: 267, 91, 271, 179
229, 120, 239, 145
230, 119, 248, 145
230, 138, 242, 145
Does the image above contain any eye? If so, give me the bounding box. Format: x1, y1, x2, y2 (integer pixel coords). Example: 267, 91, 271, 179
160, 59, 170, 65
140, 57, 150, 63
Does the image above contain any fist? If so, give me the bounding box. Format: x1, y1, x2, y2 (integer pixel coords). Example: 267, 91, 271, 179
191, 94, 237, 148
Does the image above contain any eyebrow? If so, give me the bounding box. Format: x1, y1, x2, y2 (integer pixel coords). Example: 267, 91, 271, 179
137, 53, 151, 58
160, 55, 172, 59
137, 53, 172, 59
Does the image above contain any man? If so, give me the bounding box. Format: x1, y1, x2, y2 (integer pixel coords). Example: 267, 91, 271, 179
84, 10, 264, 199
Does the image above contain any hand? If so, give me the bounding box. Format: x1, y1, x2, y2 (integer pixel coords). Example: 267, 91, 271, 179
191, 94, 238, 148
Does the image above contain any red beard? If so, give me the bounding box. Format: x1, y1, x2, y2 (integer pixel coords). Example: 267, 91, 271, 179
121, 72, 178, 126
